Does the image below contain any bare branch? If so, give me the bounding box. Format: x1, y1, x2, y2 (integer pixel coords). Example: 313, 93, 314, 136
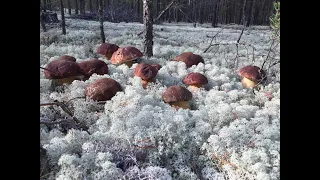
154, 0, 175, 24
203, 28, 225, 53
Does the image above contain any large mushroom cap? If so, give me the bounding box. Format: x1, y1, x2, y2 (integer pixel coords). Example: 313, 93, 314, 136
183, 72, 208, 86
97, 43, 119, 60
238, 65, 267, 83
85, 78, 122, 101
134, 63, 158, 81
78, 58, 109, 77
162, 85, 193, 103
175, 52, 204, 68
110, 46, 143, 65
44, 60, 82, 79
57, 55, 77, 62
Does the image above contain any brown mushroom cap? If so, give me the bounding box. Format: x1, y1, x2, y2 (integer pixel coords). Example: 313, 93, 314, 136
150, 64, 162, 71
134, 63, 158, 81
97, 43, 119, 60
238, 65, 267, 83
162, 85, 193, 103
44, 60, 82, 79
183, 72, 208, 86
175, 52, 204, 68
110, 46, 143, 65
57, 55, 77, 62
78, 58, 109, 78
85, 78, 122, 101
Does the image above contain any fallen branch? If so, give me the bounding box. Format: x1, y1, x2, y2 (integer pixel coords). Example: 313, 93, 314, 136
154, 0, 176, 24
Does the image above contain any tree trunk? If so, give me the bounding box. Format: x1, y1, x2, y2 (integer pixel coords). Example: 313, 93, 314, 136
199, 0, 204, 24
156, 0, 160, 17
60, 0, 66, 35
246, 0, 255, 27
143, 0, 153, 57
67, 0, 71, 15
48, 0, 52, 11
79, 0, 85, 15
75, 0, 79, 14
89, 0, 93, 13
241, 0, 247, 26
40, 13, 47, 32
137, 0, 141, 20
212, 0, 219, 27
98, 0, 105, 43
43, 0, 47, 12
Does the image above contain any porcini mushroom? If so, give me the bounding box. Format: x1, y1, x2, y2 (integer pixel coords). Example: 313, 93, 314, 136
150, 63, 162, 71
134, 63, 158, 89
85, 78, 122, 101
78, 58, 109, 81
97, 43, 119, 60
110, 46, 143, 67
174, 52, 204, 68
43, 59, 82, 87
238, 65, 267, 89
57, 55, 77, 62
162, 85, 193, 109
183, 72, 208, 91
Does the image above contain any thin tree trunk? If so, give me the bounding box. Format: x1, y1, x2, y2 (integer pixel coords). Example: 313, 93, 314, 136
75, 0, 79, 14
67, 0, 71, 15
40, 0, 47, 32
156, 0, 160, 17
79, 0, 85, 15
212, 0, 219, 27
98, 0, 105, 43
241, 0, 247, 26
143, 0, 153, 57
60, 0, 66, 35
137, 0, 141, 20
43, 0, 47, 12
199, 0, 204, 24
89, 0, 93, 13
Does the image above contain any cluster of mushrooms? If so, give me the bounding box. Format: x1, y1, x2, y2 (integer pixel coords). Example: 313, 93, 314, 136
43, 42, 267, 110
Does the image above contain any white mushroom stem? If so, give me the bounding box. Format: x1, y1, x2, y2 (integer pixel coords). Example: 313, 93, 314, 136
51, 76, 82, 87
241, 77, 258, 88
188, 84, 203, 92
170, 101, 190, 109
123, 61, 134, 68
142, 79, 153, 89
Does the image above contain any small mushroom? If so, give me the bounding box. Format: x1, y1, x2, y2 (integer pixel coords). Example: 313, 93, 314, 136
162, 85, 193, 109
238, 65, 267, 88
43, 59, 82, 87
183, 72, 208, 91
97, 43, 119, 60
110, 46, 143, 67
57, 55, 77, 62
85, 78, 122, 101
174, 52, 204, 68
134, 63, 158, 89
78, 58, 109, 80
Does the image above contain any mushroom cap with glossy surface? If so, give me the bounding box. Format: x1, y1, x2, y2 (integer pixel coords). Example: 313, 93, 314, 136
134, 63, 158, 81
78, 58, 109, 78
85, 78, 122, 101
44, 60, 82, 79
183, 72, 208, 86
57, 55, 77, 62
238, 65, 267, 83
150, 63, 162, 71
97, 43, 119, 60
162, 85, 193, 103
110, 46, 143, 65
174, 52, 204, 68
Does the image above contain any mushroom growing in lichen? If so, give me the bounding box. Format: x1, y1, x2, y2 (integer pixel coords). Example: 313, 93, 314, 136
110, 46, 143, 67
97, 43, 119, 60
183, 72, 208, 91
85, 78, 122, 101
78, 58, 109, 81
57, 55, 77, 62
238, 65, 267, 89
134, 63, 158, 89
162, 85, 193, 109
174, 52, 204, 68
43, 59, 82, 87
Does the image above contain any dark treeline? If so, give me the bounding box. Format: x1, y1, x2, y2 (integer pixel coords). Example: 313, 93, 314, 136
40, 0, 278, 26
